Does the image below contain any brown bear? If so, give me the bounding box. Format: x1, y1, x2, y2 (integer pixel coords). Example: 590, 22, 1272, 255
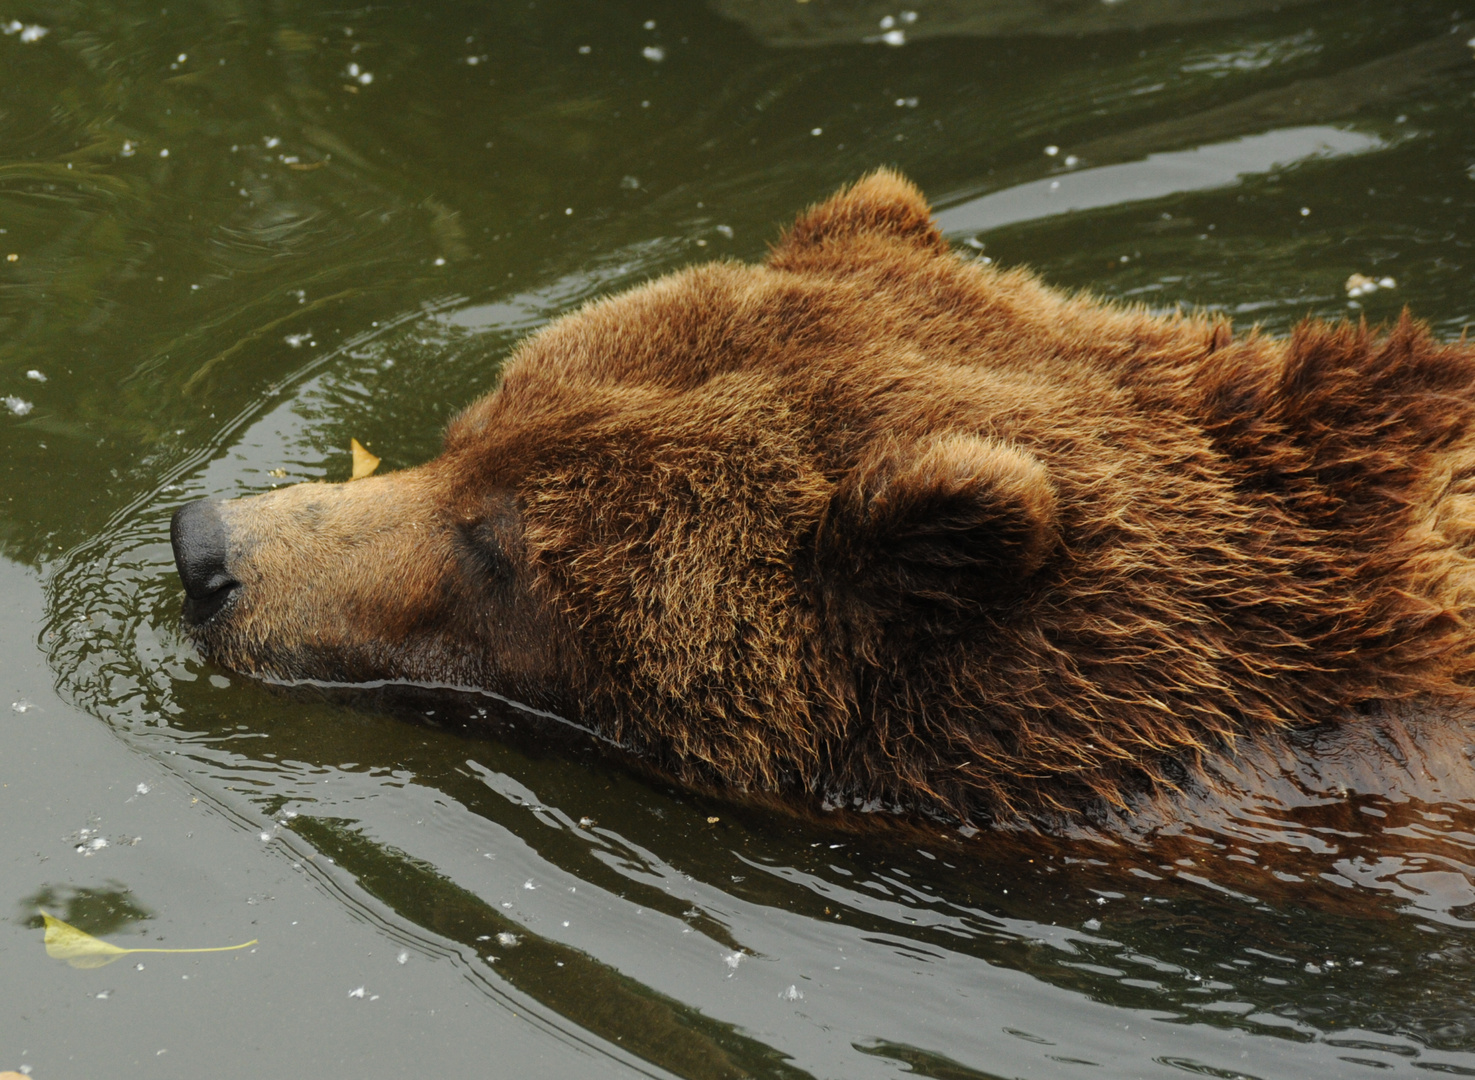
170, 169, 1475, 829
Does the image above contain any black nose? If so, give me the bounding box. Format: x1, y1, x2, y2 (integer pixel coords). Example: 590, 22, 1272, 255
170, 500, 239, 624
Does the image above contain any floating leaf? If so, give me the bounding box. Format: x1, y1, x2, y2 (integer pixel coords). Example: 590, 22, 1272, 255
41, 911, 257, 969
350, 437, 380, 480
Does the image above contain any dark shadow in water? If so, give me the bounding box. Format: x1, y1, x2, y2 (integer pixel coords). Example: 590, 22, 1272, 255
18, 882, 152, 936
292, 815, 814, 1080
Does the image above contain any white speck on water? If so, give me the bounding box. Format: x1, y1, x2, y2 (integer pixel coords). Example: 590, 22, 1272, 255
1346, 273, 1396, 298
523, 879, 537, 890
159, 148, 169, 158
644, 19, 656, 29
578, 815, 595, 827
11, 698, 36, 711
348, 986, 366, 998
190, 283, 199, 290
724, 951, 743, 973
87, 837, 108, 852
176, 53, 187, 63
259, 832, 272, 842
642, 45, 665, 62
135, 962, 145, 970
880, 29, 905, 46
95, 989, 111, 999
1044, 145, 1060, 156
17, 24, 48, 43
1300, 206, 1311, 216
358, 71, 373, 85
562, 920, 570, 928
1064, 155, 1080, 167
136, 782, 150, 795
467, 54, 481, 64
496, 932, 519, 947
501, 901, 513, 909
120, 140, 135, 157
577, 45, 590, 55
1084, 918, 1101, 930
264, 136, 280, 149
1304, 962, 1322, 974
3, 397, 30, 416
284, 333, 307, 348
433, 257, 446, 266
811, 127, 822, 136
1096, 896, 1108, 905
894, 97, 918, 107
715, 224, 733, 238
564, 207, 573, 215
781, 984, 803, 1001
1049, 180, 1060, 190
25, 369, 45, 381
397, 951, 409, 964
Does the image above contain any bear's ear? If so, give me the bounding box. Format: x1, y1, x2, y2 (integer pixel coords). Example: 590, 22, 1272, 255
768, 169, 948, 270
815, 435, 1059, 622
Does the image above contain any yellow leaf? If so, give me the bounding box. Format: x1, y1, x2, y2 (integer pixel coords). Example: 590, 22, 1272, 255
2, 1072, 30, 1079
350, 437, 380, 481
41, 911, 257, 969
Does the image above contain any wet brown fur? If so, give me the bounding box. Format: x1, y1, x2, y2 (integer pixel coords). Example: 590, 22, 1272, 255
186, 170, 1475, 828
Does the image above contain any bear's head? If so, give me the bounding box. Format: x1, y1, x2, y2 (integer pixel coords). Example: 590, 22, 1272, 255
171, 170, 1076, 805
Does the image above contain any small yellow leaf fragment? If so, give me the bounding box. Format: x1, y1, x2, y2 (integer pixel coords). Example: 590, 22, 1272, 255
40, 910, 257, 969
2, 1071, 30, 1079
350, 437, 380, 480
706, 816, 720, 824
43, 911, 131, 968
5, 254, 16, 262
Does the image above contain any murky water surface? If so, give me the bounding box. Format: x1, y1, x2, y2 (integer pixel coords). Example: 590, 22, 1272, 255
5, 2, 1475, 1077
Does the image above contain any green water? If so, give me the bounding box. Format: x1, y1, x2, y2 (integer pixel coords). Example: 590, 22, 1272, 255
5, 2, 1475, 1077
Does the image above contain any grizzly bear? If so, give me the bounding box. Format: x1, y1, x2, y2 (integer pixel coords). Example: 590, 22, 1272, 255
171, 170, 1475, 828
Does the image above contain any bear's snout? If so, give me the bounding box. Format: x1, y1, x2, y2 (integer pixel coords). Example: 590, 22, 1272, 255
170, 499, 239, 626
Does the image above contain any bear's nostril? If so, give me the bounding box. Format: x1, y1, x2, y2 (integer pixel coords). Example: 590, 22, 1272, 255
170, 500, 239, 621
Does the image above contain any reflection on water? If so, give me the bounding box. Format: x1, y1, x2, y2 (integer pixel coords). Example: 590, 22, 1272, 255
11, 1, 1475, 1077
934, 126, 1389, 237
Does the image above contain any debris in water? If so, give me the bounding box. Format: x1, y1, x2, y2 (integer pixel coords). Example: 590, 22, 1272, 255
136, 782, 150, 795
11, 699, 35, 712
5, 398, 32, 417
724, 950, 743, 973
3, 22, 49, 43
350, 438, 379, 480
781, 984, 803, 1001
495, 932, 519, 947
642, 45, 665, 62
25, 369, 44, 381
1346, 273, 1396, 298
41, 911, 256, 969
348, 986, 365, 998
397, 951, 409, 964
